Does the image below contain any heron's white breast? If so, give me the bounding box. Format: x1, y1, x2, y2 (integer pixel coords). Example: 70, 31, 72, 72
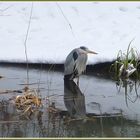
76, 53, 87, 75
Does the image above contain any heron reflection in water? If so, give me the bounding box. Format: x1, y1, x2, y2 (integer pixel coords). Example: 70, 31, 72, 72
64, 79, 86, 119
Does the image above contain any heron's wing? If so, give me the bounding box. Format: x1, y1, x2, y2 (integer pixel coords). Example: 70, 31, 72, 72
64, 49, 87, 77
64, 49, 78, 75
73, 51, 78, 61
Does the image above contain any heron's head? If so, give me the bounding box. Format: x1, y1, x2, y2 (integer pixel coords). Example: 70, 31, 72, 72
80, 46, 98, 54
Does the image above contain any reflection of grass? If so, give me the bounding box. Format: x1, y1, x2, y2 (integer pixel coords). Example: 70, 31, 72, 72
116, 79, 140, 107
110, 40, 140, 79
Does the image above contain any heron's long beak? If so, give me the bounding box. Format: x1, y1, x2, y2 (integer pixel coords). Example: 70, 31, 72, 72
88, 50, 98, 54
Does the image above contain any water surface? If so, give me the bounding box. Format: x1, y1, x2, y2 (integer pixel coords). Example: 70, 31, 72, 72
0, 66, 140, 137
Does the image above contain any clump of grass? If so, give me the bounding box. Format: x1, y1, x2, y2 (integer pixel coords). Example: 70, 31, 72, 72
15, 87, 42, 118
110, 40, 140, 79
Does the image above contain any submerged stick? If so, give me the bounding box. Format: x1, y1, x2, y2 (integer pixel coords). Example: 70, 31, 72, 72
0, 89, 22, 94
0, 120, 19, 124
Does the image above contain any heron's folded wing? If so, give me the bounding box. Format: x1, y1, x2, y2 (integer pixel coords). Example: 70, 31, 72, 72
64, 50, 78, 75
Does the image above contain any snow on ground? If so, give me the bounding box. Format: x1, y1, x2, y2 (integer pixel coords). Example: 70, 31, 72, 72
0, 1, 140, 64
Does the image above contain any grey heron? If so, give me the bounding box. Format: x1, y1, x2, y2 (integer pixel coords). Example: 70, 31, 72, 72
64, 46, 98, 85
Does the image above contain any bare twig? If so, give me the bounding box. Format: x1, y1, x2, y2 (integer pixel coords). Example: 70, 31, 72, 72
24, 3, 33, 86
37, 63, 43, 93
0, 5, 13, 12
56, 2, 76, 39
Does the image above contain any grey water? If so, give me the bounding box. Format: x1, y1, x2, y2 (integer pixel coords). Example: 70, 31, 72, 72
0, 66, 140, 137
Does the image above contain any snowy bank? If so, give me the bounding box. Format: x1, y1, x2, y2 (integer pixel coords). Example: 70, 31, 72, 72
0, 1, 140, 64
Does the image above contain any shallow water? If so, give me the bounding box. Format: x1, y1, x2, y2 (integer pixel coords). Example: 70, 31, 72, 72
0, 66, 140, 137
